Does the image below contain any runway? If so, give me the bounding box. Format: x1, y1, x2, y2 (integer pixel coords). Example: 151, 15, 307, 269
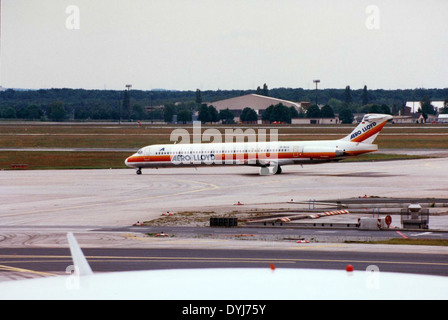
1, 158, 448, 281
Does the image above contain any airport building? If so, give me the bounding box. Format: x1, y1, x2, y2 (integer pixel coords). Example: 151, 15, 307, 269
405, 101, 445, 113
438, 114, 448, 123
207, 94, 306, 119
291, 117, 340, 125
395, 101, 446, 123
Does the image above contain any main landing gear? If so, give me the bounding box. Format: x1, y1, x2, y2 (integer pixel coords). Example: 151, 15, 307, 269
136, 168, 142, 175
275, 166, 282, 175
259, 166, 282, 176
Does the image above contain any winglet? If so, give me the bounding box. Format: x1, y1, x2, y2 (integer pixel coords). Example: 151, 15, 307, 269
67, 233, 94, 276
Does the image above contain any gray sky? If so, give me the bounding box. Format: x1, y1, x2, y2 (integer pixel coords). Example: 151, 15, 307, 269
1, 0, 447, 91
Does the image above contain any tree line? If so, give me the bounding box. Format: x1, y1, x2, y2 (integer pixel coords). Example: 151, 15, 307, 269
1, 87, 447, 121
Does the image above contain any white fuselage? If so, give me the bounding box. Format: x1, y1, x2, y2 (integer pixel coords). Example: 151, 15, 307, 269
125, 114, 392, 174
125, 140, 377, 169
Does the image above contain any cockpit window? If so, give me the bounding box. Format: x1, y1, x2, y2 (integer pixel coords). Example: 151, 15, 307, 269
137, 149, 143, 154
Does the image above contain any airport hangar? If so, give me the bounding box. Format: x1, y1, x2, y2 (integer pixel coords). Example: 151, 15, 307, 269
206, 93, 305, 121
206, 93, 341, 124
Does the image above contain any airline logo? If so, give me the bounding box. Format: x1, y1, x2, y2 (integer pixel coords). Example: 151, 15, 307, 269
350, 121, 377, 140
173, 154, 217, 162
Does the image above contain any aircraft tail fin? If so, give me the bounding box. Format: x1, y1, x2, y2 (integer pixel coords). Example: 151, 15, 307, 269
67, 232, 94, 276
340, 114, 393, 144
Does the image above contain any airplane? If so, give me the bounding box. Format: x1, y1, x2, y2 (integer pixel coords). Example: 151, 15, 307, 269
0, 233, 447, 300
125, 113, 393, 175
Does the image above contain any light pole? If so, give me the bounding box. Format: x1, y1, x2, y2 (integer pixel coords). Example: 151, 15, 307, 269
313, 80, 320, 105
124, 84, 132, 121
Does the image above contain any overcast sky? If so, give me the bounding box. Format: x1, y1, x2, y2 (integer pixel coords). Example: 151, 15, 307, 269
1, 0, 447, 91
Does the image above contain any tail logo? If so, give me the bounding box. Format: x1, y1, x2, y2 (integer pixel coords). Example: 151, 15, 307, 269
351, 121, 377, 140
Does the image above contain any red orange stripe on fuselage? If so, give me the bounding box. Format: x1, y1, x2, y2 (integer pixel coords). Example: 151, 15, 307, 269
125, 150, 370, 164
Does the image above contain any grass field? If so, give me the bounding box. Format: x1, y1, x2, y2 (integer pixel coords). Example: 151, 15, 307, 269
0, 122, 446, 170
0, 151, 130, 170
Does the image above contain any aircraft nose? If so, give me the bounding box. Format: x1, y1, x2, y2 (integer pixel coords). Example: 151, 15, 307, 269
125, 157, 130, 167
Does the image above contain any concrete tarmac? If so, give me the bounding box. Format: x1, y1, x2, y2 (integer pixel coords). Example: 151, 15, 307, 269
1, 158, 448, 280
2, 157, 448, 227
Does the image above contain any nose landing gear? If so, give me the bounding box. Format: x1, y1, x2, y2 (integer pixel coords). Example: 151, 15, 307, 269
136, 168, 142, 175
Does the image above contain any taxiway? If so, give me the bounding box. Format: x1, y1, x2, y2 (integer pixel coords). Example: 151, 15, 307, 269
1, 158, 448, 280
2, 158, 448, 226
